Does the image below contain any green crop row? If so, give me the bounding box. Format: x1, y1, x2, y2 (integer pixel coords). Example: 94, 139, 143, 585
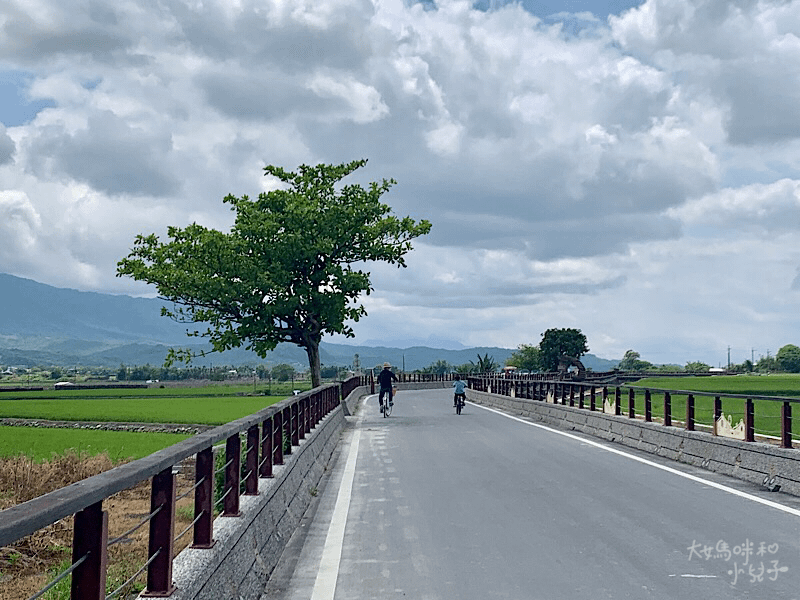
0, 426, 192, 461
0, 394, 286, 425
0, 381, 310, 401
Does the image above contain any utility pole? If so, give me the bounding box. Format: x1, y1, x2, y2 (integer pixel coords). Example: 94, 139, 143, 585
727, 346, 731, 370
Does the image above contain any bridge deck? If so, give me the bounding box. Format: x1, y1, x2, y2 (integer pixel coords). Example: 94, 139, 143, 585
261, 388, 800, 599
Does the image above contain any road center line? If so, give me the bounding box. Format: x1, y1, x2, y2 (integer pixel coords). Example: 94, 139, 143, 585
310, 411, 363, 600
472, 401, 800, 518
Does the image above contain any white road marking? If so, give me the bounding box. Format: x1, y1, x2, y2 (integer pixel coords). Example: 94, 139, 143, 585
471, 402, 800, 518
310, 414, 363, 600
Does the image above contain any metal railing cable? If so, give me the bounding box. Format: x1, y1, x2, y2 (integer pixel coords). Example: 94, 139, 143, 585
104, 548, 161, 600
175, 510, 206, 544
176, 475, 206, 502
26, 553, 89, 600
214, 485, 233, 508
107, 505, 162, 547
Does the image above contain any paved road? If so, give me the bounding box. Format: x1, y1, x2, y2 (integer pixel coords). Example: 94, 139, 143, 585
262, 388, 800, 599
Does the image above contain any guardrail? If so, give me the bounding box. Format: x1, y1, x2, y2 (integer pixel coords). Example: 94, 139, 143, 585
0, 376, 366, 600
467, 375, 800, 449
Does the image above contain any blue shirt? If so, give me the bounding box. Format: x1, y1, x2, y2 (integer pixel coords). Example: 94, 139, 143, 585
453, 379, 467, 394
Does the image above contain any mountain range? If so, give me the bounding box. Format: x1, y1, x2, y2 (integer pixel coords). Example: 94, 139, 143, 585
0, 273, 620, 371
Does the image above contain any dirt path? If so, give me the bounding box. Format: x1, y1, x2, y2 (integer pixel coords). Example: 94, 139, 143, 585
0, 417, 212, 434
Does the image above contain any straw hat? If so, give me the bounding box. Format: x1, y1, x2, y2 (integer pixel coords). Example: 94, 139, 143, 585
383, 362, 390, 368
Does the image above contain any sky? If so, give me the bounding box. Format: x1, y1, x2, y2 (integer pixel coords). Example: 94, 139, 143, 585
1, 0, 799, 367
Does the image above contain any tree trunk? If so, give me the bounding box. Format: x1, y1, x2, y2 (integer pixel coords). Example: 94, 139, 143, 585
306, 340, 322, 388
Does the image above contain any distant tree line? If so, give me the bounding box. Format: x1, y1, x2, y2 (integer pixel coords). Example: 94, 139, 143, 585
414, 353, 502, 375
613, 344, 800, 374
115, 363, 304, 382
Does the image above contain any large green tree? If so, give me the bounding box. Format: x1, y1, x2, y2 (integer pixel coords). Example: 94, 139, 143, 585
506, 344, 541, 372
617, 349, 653, 372
117, 159, 431, 387
777, 344, 800, 372
538, 328, 589, 372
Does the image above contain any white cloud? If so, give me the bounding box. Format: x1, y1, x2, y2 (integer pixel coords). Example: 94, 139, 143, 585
0, 0, 799, 366
306, 72, 389, 123
669, 179, 800, 233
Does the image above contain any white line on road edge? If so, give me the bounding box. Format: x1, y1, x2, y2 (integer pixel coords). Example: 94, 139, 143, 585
472, 402, 800, 518
310, 410, 363, 600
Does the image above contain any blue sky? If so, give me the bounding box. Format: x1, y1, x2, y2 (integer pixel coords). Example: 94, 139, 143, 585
1, 0, 799, 367
520, 0, 645, 19
0, 71, 56, 127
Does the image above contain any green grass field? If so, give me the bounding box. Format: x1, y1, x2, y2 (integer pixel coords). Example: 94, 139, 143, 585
0, 383, 304, 425
0, 426, 192, 461
0, 395, 285, 425
622, 375, 800, 439
0, 383, 308, 459
632, 374, 800, 398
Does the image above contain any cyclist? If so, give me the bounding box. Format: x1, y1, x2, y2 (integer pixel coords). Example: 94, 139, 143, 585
453, 374, 467, 408
377, 362, 397, 413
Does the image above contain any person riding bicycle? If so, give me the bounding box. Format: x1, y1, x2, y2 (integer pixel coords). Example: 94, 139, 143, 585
453, 374, 467, 407
377, 362, 397, 413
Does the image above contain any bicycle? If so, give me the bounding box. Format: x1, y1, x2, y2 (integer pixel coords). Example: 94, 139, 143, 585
455, 393, 465, 415
380, 387, 395, 417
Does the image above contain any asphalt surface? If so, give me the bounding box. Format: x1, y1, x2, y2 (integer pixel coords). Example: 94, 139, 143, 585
261, 388, 800, 599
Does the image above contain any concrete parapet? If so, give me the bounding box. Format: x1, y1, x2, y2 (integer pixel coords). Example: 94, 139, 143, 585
467, 388, 800, 497
396, 381, 452, 391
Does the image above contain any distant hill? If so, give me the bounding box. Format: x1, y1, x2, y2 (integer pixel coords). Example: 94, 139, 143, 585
0, 273, 620, 371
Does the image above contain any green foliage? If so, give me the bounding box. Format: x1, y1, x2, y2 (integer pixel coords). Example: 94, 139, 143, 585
684, 361, 711, 373
506, 344, 540, 372
271, 363, 296, 382
320, 365, 341, 378
777, 344, 800, 372
420, 359, 452, 375
538, 328, 589, 372
117, 159, 431, 388
756, 355, 779, 372
470, 353, 498, 373
617, 349, 653, 371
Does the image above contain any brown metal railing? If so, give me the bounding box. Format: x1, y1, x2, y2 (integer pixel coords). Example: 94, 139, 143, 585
467, 376, 800, 450
1, 376, 367, 600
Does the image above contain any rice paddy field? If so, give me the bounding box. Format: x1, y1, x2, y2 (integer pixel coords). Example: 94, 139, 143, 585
624, 374, 800, 440
0, 382, 306, 459
0, 426, 193, 462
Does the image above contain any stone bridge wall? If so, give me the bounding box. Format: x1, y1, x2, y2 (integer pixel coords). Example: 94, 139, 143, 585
467, 388, 800, 496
